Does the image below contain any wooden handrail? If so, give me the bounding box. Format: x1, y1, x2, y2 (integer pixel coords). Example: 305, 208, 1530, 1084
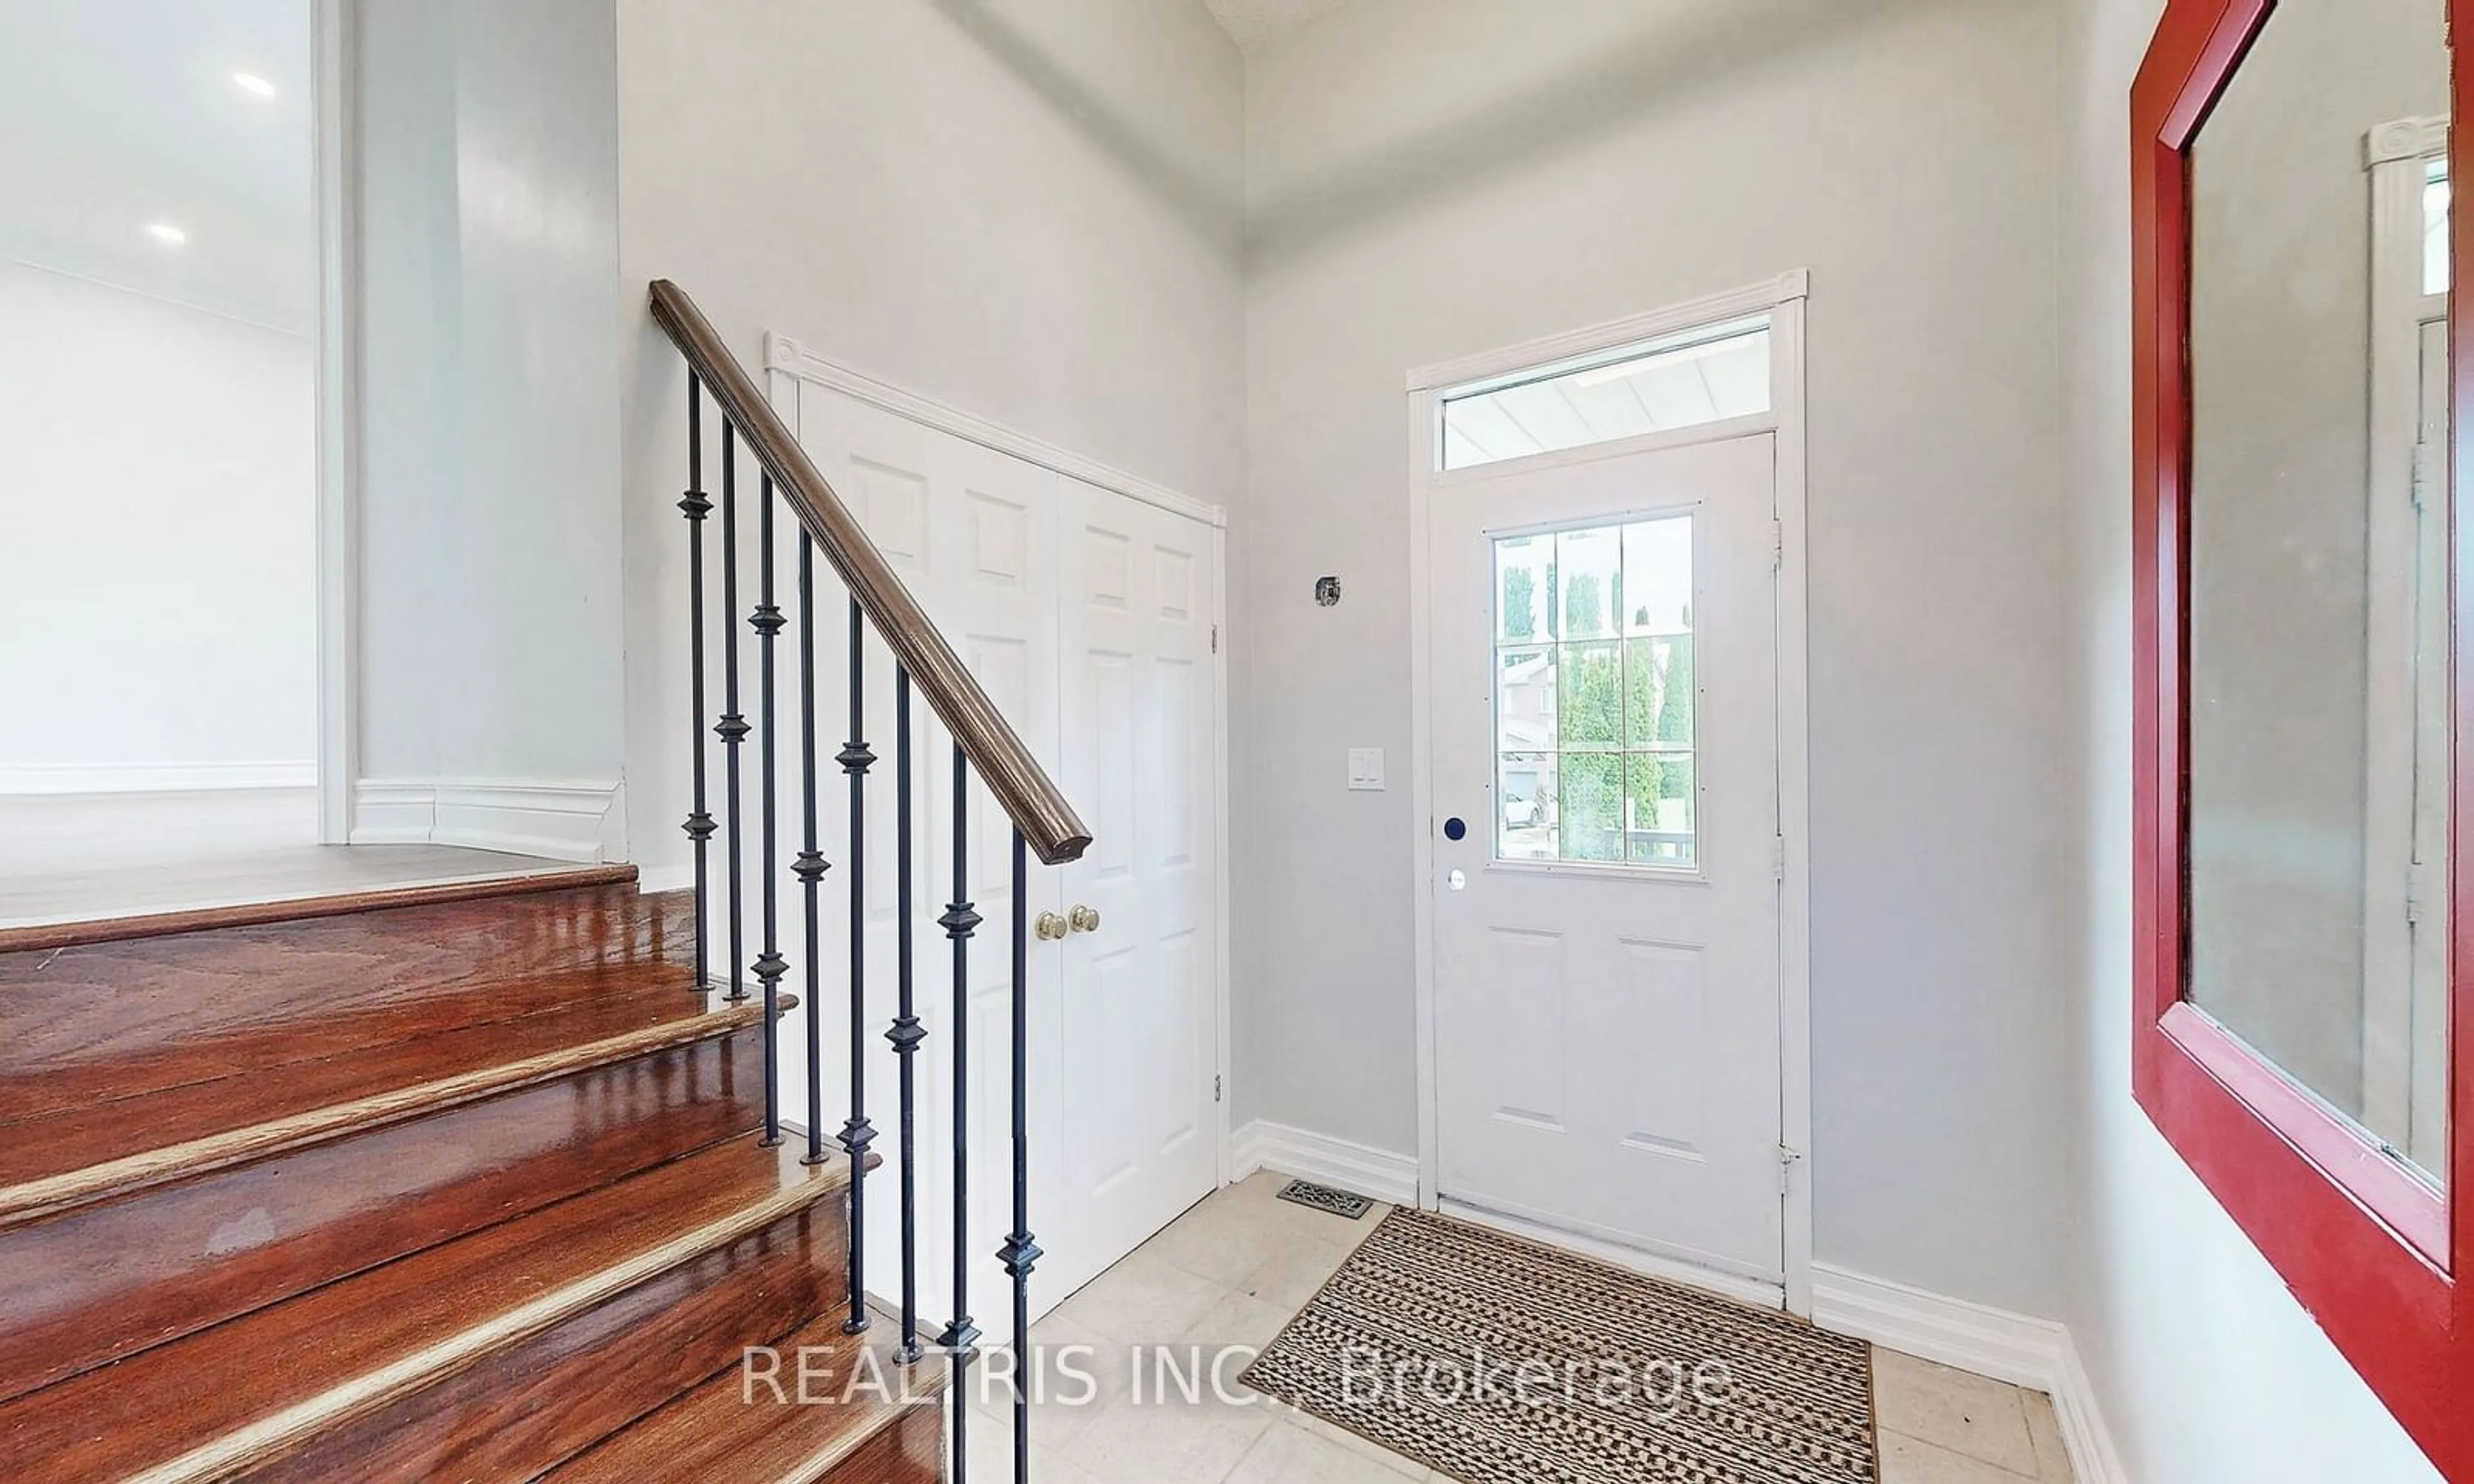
649, 280, 1091, 866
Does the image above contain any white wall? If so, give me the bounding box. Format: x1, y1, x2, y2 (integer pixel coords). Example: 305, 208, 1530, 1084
2057, 0, 2447, 1476
354, 0, 628, 846
613, 0, 1245, 881
0, 259, 316, 789
1236, 0, 2074, 1320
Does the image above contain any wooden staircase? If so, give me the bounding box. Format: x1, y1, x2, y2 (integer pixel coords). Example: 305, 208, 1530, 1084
0, 869, 946, 1483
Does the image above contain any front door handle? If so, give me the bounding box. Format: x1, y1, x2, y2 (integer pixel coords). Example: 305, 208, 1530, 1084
1035, 911, 1070, 942
1068, 904, 1100, 934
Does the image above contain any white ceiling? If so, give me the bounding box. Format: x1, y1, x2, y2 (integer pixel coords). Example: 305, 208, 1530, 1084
0, 0, 314, 330
1202, 0, 1359, 52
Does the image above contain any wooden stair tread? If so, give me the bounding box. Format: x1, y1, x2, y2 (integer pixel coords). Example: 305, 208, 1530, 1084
0, 861, 641, 955
0, 982, 780, 1230
0, 882, 696, 1113
0, 1139, 853, 1484
0, 1029, 769, 1407
546, 1312, 949, 1484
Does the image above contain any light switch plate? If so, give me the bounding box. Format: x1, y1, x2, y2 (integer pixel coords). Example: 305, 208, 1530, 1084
1348, 747, 1386, 791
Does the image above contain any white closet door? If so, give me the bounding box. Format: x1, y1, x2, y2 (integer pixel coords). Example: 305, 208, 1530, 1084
1051, 477, 1222, 1302
791, 386, 1067, 1347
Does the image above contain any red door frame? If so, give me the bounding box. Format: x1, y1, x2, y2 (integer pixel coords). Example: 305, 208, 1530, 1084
2132, 1, 2471, 1472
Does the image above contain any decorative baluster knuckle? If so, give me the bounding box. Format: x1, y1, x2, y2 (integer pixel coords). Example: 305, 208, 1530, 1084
886, 1015, 926, 1054
836, 740, 876, 774
997, 1232, 1042, 1279
791, 850, 829, 884
939, 901, 981, 938
682, 811, 716, 842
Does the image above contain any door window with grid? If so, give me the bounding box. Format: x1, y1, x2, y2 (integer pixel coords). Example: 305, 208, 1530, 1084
1492, 517, 1696, 866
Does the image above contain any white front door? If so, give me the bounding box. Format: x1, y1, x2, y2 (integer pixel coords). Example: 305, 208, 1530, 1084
1428, 432, 1784, 1290
1051, 477, 1222, 1301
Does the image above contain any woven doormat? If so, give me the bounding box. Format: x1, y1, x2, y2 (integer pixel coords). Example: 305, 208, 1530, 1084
1241, 1209, 1877, 1483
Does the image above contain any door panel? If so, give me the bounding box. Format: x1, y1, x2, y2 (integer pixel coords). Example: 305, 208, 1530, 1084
1429, 432, 1783, 1287
1054, 477, 1221, 1302
792, 388, 1066, 1346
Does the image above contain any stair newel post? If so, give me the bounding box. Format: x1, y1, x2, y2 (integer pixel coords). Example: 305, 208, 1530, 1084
888, 667, 925, 1364
838, 596, 879, 1333
716, 423, 749, 1002
1000, 828, 1041, 1484
751, 472, 787, 1147
938, 745, 983, 1474
678, 374, 715, 992
793, 534, 829, 1168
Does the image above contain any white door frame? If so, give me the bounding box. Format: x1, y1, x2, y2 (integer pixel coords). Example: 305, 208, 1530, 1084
762, 334, 1238, 1191
312, 0, 361, 842
1405, 269, 1815, 1316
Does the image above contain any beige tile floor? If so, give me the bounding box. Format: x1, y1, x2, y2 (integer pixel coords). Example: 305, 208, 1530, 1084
959, 1172, 2078, 1484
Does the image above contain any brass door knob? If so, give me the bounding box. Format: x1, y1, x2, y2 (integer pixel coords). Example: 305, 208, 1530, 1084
1068, 904, 1100, 934
1035, 911, 1069, 942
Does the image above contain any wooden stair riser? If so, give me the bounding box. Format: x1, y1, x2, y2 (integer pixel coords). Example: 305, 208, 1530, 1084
0, 885, 695, 1114
0, 1029, 770, 1405
247, 1203, 849, 1484
0, 865, 642, 956
542, 1311, 950, 1484
824, 1405, 945, 1484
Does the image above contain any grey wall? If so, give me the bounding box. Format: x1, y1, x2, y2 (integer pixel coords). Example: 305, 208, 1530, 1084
1234, 0, 2075, 1319
614, 0, 1247, 885
2058, 0, 2446, 1474
356, 0, 628, 794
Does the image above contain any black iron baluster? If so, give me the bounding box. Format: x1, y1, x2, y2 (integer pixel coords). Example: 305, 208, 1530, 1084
716, 423, 749, 1002
794, 535, 829, 1169
838, 598, 877, 1335
939, 746, 983, 1476
999, 829, 1041, 1484
678, 376, 714, 992
887, 667, 924, 1364
751, 473, 787, 1146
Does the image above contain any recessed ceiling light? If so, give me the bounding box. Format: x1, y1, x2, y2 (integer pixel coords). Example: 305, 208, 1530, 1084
233, 71, 275, 98
147, 223, 187, 246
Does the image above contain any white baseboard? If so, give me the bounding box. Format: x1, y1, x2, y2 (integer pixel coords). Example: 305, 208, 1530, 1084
0, 761, 316, 794
1229, 1119, 1420, 1207
0, 778, 318, 869
1813, 1263, 2127, 1484
350, 777, 622, 862
2047, 1329, 2131, 1484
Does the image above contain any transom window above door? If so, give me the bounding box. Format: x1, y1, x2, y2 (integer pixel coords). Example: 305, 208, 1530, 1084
1441, 316, 1770, 471
1493, 516, 1697, 866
